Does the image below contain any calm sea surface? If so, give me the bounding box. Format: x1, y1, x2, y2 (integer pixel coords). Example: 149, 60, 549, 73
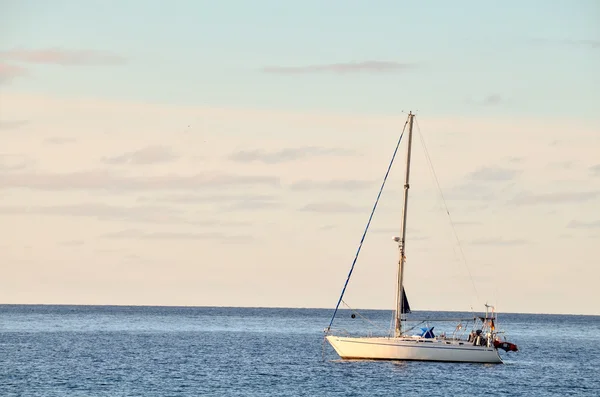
1, 305, 598, 396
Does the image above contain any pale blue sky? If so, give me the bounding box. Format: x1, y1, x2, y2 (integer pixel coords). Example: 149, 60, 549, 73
2, 0, 599, 116
0, 1, 599, 314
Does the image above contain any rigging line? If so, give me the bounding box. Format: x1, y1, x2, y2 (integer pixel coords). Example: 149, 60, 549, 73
413, 117, 481, 304
402, 320, 426, 336
326, 118, 409, 333
341, 300, 388, 333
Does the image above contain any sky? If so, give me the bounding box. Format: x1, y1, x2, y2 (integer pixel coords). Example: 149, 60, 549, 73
1, 0, 599, 315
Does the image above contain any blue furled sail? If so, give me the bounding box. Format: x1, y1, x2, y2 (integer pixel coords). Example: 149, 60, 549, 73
419, 327, 435, 338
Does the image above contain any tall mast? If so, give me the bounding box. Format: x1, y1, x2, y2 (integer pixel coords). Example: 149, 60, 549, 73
394, 112, 415, 337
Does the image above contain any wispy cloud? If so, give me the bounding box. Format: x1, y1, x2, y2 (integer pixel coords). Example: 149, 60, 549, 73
0, 48, 126, 65
102, 146, 179, 165
0, 62, 27, 83
230, 146, 353, 164
481, 94, 503, 105
319, 224, 336, 231
590, 164, 600, 177
510, 191, 599, 205
1, 203, 251, 227
262, 61, 416, 74
289, 179, 374, 191
0, 154, 29, 172
445, 182, 496, 201
0, 203, 197, 225
470, 238, 530, 246
567, 220, 600, 229
532, 38, 600, 49
299, 201, 365, 213
0, 170, 280, 191
506, 156, 525, 164
453, 221, 482, 226
219, 197, 281, 212
140, 193, 280, 212
138, 193, 278, 204
0, 120, 28, 130
44, 137, 77, 145
547, 161, 574, 170
467, 166, 520, 182
58, 240, 85, 246
572, 39, 600, 49
468, 94, 504, 106
1, 49, 124, 84
101, 229, 254, 242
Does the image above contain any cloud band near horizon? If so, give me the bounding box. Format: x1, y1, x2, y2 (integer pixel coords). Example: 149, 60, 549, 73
261, 61, 417, 74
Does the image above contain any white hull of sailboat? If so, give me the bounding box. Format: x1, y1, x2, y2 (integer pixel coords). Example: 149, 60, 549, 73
326, 335, 503, 364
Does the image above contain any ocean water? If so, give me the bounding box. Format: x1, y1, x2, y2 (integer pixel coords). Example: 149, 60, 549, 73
0, 305, 598, 396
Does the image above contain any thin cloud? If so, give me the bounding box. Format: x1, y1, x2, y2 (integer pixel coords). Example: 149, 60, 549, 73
0, 162, 27, 172
299, 201, 365, 213
567, 220, 600, 229
0, 154, 29, 172
290, 179, 374, 191
590, 164, 600, 177
0, 62, 27, 83
468, 94, 504, 106
101, 228, 255, 243
481, 94, 503, 106
102, 146, 179, 165
230, 146, 353, 164
0, 203, 250, 226
467, 166, 520, 182
262, 61, 416, 74
58, 240, 85, 246
532, 38, 600, 49
319, 224, 336, 231
0, 48, 126, 65
572, 39, 600, 49
549, 139, 562, 146
547, 161, 574, 170
44, 137, 77, 145
141, 193, 282, 212
470, 238, 530, 246
138, 193, 278, 204
510, 191, 599, 205
453, 221, 482, 226
445, 182, 496, 201
0, 203, 193, 225
506, 156, 525, 164
219, 197, 281, 212
0, 170, 280, 191
0, 120, 28, 130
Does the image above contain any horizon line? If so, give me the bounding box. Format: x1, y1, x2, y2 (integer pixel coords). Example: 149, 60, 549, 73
0, 303, 597, 317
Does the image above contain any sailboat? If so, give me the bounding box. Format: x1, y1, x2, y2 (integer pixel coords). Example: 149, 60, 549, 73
324, 112, 518, 364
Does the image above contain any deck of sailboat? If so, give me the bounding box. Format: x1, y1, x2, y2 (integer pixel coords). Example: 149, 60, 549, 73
326, 334, 495, 349
326, 334, 503, 363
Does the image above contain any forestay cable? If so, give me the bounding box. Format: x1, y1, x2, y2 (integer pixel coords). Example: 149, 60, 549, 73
326, 118, 409, 332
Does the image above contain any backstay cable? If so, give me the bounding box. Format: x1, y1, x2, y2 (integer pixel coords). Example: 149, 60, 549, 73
414, 117, 481, 304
